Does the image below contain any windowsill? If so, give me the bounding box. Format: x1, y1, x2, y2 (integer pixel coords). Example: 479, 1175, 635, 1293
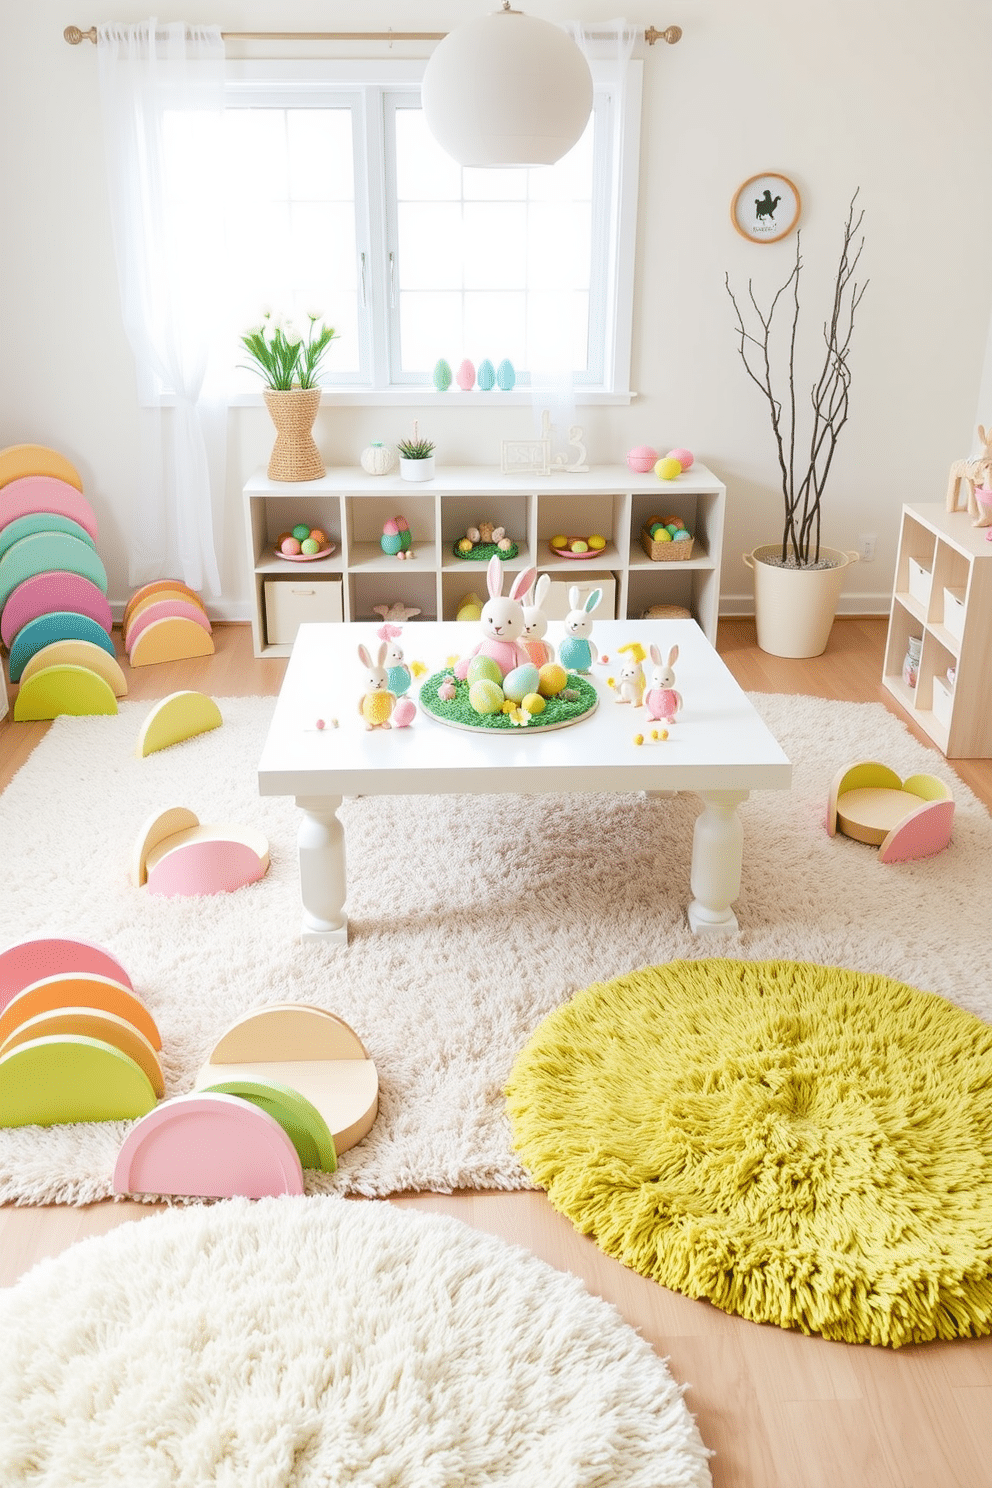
225, 388, 637, 408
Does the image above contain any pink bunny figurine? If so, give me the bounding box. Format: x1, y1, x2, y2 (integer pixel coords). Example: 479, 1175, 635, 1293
454, 555, 537, 680
643, 644, 682, 724
520, 573, 556, 668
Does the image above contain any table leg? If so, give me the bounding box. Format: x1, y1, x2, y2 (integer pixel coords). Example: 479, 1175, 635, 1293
687, 789, 749, 934
295, 795, 348, 944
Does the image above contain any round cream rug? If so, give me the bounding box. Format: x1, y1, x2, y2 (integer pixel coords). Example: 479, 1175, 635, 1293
0, 1196, 712, 1487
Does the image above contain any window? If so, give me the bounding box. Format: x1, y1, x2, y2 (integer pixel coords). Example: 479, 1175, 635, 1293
214, 60, 640, 400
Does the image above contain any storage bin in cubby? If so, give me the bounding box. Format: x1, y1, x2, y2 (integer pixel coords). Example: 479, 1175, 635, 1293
264, 578, 342, 647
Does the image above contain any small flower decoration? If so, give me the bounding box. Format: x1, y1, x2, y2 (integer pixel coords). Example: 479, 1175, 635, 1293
507, 705, 532, 726
410, 660, 428, 678
446, 654, 460, 668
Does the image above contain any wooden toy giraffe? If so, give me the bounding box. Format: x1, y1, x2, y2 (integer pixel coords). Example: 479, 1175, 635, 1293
946, 423, 992, 526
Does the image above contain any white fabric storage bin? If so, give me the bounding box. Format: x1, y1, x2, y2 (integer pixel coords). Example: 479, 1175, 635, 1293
542, 571, 617, 621
932, 674, 954, 729
264, 578, 342, 646
907, 557, 932, 607
943, 586, 966, 642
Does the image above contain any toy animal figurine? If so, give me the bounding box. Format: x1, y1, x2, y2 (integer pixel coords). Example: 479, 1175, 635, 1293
357, 642, 396, 730
372, 602, 421, 623
520, 574, 555, 667
378, 623, 411, 696
454, 555, 537, 680
946, 423, 992, 526
643, 644, 681, 724
558, 585, 602, 673
610, 641, 646, 705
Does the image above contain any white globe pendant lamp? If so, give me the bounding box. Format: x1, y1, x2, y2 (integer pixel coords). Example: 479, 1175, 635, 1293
421, 2, 594, 168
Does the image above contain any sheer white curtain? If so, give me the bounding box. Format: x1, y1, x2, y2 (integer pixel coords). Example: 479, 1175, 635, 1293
97, 19, 225, 597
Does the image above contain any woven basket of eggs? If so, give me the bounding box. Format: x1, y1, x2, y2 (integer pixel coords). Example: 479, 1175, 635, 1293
640, 517, 694, 561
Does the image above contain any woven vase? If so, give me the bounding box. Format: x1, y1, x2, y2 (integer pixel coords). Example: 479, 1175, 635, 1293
263, 388, 325, 482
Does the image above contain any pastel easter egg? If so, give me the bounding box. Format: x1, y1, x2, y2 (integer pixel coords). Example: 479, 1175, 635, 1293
392, 696, 416, 727
665, 524, 681, 538
280, 536, 302, 555
469, 678, 504, 714
521, 692, 545, 714
654, 456, 683, 481
477, 358, 496, 391
309, 528, 328, 546
550, 535, 568, 549
457, 537, 474, 554
663, 515, 684, 528
626, 445, 658, 473
380, 531, 403, 555
292, 524, 311, 541
672, 528, 692, 542
300, 537, 321, 555
538, 662, 568, 697
496, 358, 516, 391
667, 447, 694, 470
467, 654, 503, 686
395, 516, 409, 532
456, 358, 476, 391
438, 677, 457, 701
653, 528, 673, 543
588, 535, 606, 550
503, 663, 540, 703
570, 539, 589, 554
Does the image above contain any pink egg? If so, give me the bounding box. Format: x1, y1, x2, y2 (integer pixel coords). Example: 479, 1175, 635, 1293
627, 446, 658, 473
383, 519, 399, 536
392, 696, 416, 727
667, 447, 694, 470
280, 535, 302, 555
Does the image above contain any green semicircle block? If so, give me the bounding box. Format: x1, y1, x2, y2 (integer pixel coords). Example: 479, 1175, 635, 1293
13, 665, 118, 721
0, 512, 96, 563
0, 532, 108, 613
201, 1079, 337, 1172
0, 1035, 157, 1127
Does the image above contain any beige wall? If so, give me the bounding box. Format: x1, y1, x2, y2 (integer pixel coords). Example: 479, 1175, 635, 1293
3, 0, 991, 616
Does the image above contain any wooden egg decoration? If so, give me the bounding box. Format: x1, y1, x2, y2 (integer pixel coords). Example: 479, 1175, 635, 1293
433, 358, 453, 392
361, 442, 396, 476
496, 359, 516, 392
477, 358, 496, 391
456, 359, 476, 392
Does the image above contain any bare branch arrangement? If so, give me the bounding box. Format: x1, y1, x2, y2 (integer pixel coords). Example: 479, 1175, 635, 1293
726, 192, 868, 567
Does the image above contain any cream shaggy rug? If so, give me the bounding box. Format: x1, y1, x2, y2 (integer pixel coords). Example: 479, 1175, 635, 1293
0, 1196, 713, 1486
0, 693, 989, 1205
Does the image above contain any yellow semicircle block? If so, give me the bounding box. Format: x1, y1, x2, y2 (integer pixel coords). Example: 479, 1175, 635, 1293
135, 691, 223, 758
0, 1006, 164, 1098
128, 616, 215, 667
0, 444, 83, 492
0, 1035, 157, 1127
20, 640, 128, 697
13, 665, 118, 721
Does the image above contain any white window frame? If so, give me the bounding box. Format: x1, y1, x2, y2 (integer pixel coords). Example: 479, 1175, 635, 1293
223, 59, 641, 405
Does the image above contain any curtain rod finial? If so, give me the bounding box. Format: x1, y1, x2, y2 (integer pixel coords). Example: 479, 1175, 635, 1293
64, 24, 96, 44
645, 25, 682, 45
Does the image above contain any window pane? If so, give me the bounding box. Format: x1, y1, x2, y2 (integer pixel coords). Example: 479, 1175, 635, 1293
394, 108, 462, 200
399, 292, 464, 372
397, 204, 464, 289
463, 205, 527, 290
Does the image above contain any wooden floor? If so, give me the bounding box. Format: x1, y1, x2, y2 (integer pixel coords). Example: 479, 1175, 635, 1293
2, 617, 991, 1488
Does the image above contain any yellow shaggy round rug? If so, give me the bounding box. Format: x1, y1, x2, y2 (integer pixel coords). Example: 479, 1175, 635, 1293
506, 960, 992, 1348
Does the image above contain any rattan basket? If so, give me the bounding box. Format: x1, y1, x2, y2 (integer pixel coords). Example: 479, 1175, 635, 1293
640, 524, 695, 561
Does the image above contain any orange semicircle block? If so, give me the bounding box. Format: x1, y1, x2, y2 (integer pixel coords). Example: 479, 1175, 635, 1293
128, 615, 215, 666
0, 447, 84, 493
0, 974, 161, 1051
0, 1007, 164, 1098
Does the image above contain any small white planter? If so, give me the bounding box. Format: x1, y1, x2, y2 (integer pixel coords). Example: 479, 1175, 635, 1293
399, 455, 435, 482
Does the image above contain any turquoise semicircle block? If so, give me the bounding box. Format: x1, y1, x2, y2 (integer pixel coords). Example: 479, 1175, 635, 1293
0, 513, 96, 563
9, 611, 117, 682
0, 531, 107, 614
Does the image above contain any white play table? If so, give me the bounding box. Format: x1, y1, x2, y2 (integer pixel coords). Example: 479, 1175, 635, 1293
257, 619, 792, 940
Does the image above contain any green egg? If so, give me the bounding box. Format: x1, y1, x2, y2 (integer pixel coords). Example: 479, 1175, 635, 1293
467, 655, 503, 686
469, 678, 505, 714
292, 524, 311, 541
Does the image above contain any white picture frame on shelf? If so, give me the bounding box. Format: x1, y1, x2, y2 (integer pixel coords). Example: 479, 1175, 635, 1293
500, 439, 551, 476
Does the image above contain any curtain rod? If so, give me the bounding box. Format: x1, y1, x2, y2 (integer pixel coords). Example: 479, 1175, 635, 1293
64, 23, 682, 47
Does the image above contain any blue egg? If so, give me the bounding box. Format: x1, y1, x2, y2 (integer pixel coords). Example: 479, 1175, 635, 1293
503, 663, 540, 702
672, 528, 691, 542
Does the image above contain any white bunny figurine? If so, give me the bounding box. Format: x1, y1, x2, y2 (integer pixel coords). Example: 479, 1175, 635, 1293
455, 555, 537, 680
643, 644, 682, 724
520, 573, 555, 667
357, 641, 396, 730
611, 642, 646, 706
378, 623, 411, 697
558, 585, 602, 673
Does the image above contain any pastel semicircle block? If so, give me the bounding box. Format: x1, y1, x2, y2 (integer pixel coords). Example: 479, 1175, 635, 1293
0, 1007, 164, 1098
136, 691, 222, 757
1, 572, 112, 649
112, 1092, 305, 1198
8, 612, 117, 682
128, 615, 215, 666
0, 512, 96, 563
123, 580, 206, 630
0, 973, 161, 1052
200, 1078, 337, 1172
13, 665, 119, 721
20, 640, 127, 698
0, 447, 84, 494
0, 1035, 157, 1128
146, 835, 269, 897
0, 532, 107, 614
125, 599, 212, 654
0, 475, 95, 538
0, 936, 133, 1012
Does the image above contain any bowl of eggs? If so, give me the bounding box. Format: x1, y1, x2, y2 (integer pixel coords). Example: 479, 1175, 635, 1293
275, 524, 335, 562
548, 534, 609, 559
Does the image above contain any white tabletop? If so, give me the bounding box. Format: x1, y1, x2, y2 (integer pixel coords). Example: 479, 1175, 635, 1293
258, 620, 792, 799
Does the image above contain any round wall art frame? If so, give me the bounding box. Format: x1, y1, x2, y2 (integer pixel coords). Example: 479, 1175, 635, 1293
732, 172, 801, 243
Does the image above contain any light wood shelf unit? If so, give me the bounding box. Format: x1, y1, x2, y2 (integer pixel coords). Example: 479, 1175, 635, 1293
243, 464, 727, 657
882, 503, 992, 758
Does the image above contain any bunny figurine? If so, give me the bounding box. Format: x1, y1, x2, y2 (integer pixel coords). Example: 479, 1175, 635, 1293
378, 623, 411, 696
558, 585, 602, 673
643, 644, 682, 724
610, 641, 646, 705
520, 573, 555, 667
454, 555, 537, 680
357, 641, 396, 729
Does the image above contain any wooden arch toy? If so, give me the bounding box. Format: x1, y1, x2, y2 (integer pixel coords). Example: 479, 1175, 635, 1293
14, 665, 118, 722
1, 571, 113, 650
827, 761, 955, 863
0, 447, 84, 493
8, 611, 117, 682
0, 936, 133, 1011
20, 640, 128, 697
132, 807, 269, 896
128, 616, 215, 667
0, 475, 96, 541
124, 599, 212, 656
0, 974, 161, 1052
122, 579, 206, 632
0, 512, 95, 563
0, 532, 107, 616
0, 1036, 158, 1128
135, 692, 222, 757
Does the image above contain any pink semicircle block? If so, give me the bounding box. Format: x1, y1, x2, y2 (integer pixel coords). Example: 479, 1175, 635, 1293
0, 476, 98, 541
878, 799, 955, 863
1, 572, 113, 650
124, 599, 212, 654
112, 1092, 305, 1198
0, 936, 133, 1015
145, 839, 268, 897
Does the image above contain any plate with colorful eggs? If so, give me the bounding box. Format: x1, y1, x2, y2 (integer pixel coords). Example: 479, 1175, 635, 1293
548, 534, 609, 559
274, 524, 336, 562
640, 515, 694, 561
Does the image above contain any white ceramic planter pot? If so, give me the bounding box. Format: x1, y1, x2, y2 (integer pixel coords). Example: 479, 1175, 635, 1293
743, 544, 860, 658
399, 456, 435, 482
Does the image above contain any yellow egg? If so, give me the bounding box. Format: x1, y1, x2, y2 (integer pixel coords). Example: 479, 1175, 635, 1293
654, 528, 673, 542
633, 733, 644, 746
550, 535, 568, 548
469, 678, 505, 714
654, 456, 682, 481
537, 663, 568, 697
588, 534, 606, 550
457, 537, 474, 553
521, 692, 545, 714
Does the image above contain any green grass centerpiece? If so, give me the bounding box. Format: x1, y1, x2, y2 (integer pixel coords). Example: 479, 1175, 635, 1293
419, 668, 598, 733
